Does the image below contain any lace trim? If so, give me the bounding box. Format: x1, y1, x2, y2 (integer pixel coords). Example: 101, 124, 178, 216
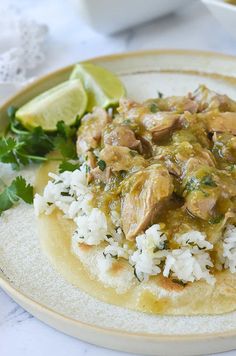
0, 6, 48, 82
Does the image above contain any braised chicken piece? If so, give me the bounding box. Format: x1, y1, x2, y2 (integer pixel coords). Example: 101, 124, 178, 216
118, 99, 181, 142
88, 166, 112, 184
76, 107, 110, 154
99, 145, 146, 172
191, 85, 236, 112
185, 190, 218, 220
141, 112, 181, 142
121, 165, 174, 240
146, 96, 199, 113
103, 124, 141, 151
205, 112, 236, 135
154, 143, 216, 178
213, 133, 236, 163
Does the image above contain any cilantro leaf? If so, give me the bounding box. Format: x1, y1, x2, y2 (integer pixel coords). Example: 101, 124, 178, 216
54, 121, 77, 159
12, 176, 34, 203
0, 137, 23, 168
150, 103, 158, 113
56, 121, 76, 140
54, 136, 77, 159
209, 215, 223, 225
0, 176, 33, 215
185, 177, 199, 192
59, 161, 81, 173
201, 175, 217, 187
19, 127, 54, 156
97, 160, 106, 171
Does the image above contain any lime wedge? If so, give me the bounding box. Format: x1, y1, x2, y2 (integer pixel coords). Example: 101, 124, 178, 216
15, 79, 87, 131
70, 62, 126, 112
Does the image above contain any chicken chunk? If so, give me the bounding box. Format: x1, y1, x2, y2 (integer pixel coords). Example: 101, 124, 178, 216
76, 107, 110, 155
121, 165, 174, 240
99, 145, 146, 172
103, 124, 141, 151
149, 96, 199, 114
213, 133, 236, 163
192, 85, 236, 112
186, 190, 218, 220
118, 99, 181, 142
88, 166, 112, 184
183, 153, 216, 176
206, 112, 236, 135
141, 112, 181, 141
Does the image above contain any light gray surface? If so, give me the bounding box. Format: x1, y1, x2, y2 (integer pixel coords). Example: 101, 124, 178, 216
1, 0, 236, 355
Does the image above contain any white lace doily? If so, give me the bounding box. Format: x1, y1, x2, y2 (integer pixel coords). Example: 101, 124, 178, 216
0, 5, 48, 83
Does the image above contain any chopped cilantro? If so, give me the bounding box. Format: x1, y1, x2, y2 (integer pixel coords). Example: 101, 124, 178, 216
61, 191, 70, 196
129, 150, 137, 157
185, 175, 216, 193
85, 164, 90, 173
171, 279, 187, 286
201, 175, 217, 187
97, 160, 106, 171
185, 177, 199, 192
120, 170, 127, 178
150, 103, 158, 113
209, 215, 224, 225
133, 268, 142, 282
163, 240, 169, 250
103, 252, 118, 259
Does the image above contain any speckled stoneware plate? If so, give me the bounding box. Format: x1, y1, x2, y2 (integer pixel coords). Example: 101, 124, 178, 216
1, 50, 236, 356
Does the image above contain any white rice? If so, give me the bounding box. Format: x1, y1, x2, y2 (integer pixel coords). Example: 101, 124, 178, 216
223, 225, 236, 273
73, 208, 108, 246
34, 168, 236, 288
34, 166, 93, 219
129, 225, 167, 282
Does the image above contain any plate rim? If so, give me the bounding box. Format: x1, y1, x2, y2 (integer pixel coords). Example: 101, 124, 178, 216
1, 48, 236, 344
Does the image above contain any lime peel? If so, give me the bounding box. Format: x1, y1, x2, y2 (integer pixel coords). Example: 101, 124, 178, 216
16, 79, 87, 131
70, 62, 126, 112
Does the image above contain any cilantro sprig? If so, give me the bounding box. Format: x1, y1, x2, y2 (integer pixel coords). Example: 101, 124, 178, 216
0, 106, 81, 215
0, 176, 33, 215
0, 107, 78, 170
59, 160, 81, 173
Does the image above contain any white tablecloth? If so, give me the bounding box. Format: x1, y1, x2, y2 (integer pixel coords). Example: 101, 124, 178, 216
1, 0, 236, 355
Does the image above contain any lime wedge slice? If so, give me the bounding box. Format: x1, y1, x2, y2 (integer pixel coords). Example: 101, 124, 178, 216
70, 62, 126, 112
15, 79, 87, 131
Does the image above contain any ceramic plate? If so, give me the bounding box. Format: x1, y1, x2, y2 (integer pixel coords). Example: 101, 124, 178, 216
1, 50, 236, 356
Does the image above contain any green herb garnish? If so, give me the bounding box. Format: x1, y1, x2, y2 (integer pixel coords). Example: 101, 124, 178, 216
59, 161, 81, 173
201, 175, 217, 187
209, 215, 224, 225
150, 103, 158, 113
123, 119, 131, 125
185, 177, 199, 192
98, 160, 106, 171
129, 150, 137, 157
133, 268, 142, 282
0, 176, 33, 215
171, 279, 187, 286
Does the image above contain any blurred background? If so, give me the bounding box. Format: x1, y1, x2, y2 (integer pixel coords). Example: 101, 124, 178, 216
0, 0, 236, 95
